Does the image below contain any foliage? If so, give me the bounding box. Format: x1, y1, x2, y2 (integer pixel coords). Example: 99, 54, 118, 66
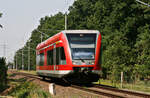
134, 24, 150, 79
14, 0, 150, 82
96, 79, 150, 93
9, 81, 51, 98
0, 57, 8, 92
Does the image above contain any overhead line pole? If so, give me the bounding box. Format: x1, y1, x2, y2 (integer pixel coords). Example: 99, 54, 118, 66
65, 12, 67, 30
11, 60, 14, 69
16, 54, 17, 70
3, 42, 6, 58
65, 0, 68, 30
41, 32, 43, 43
28, 41, 30, 71
15, 44, 36, 71
22, 49, 24, 70
14, 52, 21, 70
35, 29, 49, 43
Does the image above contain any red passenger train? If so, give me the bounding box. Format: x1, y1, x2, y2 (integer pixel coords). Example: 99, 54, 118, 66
36, 30, 102, 83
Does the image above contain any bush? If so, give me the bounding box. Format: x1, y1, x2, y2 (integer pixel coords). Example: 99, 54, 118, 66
9, 82, 51, 98
0, 57, 8, 92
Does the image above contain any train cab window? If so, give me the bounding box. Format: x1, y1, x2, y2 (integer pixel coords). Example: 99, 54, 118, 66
66, 34, 96, 60
36, 53, 44, 66
60, 47, 66, 65
47, 50, 53, 65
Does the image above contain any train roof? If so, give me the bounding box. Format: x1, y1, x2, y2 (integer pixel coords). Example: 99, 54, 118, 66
36, 30, 100, 50
62, 30, 99, 34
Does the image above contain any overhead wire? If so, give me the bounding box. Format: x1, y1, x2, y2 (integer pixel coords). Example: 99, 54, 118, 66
136, 0, 150, 7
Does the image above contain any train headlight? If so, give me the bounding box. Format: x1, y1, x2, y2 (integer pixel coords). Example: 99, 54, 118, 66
72, 61, 76, 65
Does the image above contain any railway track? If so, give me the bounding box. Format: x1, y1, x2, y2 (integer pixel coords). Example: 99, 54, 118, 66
10, 71, 150, 98
71, 85, 122, 98
71, 84, 150, 98
13, 71, 40, 79
94, 84, 150, 98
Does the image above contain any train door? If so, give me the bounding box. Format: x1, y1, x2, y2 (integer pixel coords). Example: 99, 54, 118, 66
53, 44, 56, 73
56, 47, 60, 70
54, 46, 60, 71
47, 48, 53, 71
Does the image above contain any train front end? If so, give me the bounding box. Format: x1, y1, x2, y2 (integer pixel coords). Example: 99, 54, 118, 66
63, 30, 102, 83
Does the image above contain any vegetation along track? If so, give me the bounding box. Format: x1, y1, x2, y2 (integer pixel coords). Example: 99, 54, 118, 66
11, 71, 150, 98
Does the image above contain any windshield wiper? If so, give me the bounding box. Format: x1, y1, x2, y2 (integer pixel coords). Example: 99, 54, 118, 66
78, 57, 85, 63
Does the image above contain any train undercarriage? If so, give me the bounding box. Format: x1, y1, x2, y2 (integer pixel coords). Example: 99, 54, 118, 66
38, 67, 100, 84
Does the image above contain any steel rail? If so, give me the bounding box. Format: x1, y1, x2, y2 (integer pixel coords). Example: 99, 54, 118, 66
71, 85, 123, 98
94, 84, 150, 98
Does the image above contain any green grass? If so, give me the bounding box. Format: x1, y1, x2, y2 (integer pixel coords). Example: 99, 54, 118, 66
7, 73, 51, 98
17, 70, 37, 75
95, 79, 150, 93
8, 80, 51, 98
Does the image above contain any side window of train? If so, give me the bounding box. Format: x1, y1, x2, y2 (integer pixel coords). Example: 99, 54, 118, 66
39, 53, 44, 66
47, 50, 53, 65
36, 54, 40, 65
60, 47, 66, 65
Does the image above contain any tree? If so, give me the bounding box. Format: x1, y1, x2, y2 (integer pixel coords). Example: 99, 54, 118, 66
134, 24, 150, 80
0, 57, 8, 92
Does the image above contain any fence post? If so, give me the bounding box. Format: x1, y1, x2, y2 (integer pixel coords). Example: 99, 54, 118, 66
121, 72, 123, 88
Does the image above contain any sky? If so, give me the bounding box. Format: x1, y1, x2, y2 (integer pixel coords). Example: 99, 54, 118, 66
0, 0, 74, 62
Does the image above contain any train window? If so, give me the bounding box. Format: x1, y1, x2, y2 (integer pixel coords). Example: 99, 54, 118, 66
36, 54, 40, 65
47, 50, 53, 65
37, 53, 44, 66
47, 47, 66, 65
60, 47, 66, 65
